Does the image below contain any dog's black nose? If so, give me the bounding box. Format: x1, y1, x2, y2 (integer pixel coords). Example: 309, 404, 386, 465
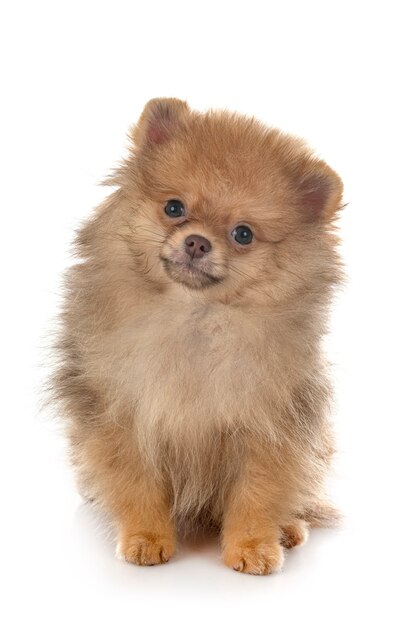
185, 234, 212, 259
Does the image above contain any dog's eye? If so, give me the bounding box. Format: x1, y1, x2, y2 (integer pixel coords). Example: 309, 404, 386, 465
165, 199, 185, 218
231, 225, 253, 245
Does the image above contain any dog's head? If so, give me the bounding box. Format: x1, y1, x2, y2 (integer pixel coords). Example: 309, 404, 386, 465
117, 98, 343, 302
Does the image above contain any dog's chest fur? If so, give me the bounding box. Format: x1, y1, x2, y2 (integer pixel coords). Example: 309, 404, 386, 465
99, 295, 289, 433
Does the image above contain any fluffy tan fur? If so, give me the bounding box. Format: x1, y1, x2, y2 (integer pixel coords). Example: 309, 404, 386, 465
52, 98, 343, 574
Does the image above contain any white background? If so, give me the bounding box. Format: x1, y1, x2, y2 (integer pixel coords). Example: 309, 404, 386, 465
1, 1, 412, 624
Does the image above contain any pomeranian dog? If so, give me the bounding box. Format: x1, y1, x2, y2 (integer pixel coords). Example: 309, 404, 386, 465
53, 98, 343, 575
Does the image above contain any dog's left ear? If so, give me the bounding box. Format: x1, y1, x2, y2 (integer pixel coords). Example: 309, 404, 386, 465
132, 98, 190, 149
297, 161, 343, 222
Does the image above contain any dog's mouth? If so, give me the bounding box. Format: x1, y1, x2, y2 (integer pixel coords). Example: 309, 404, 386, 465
160, 257, 223, 289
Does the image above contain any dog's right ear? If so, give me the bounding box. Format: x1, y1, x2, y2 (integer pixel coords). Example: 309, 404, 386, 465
131, 98, 190, 148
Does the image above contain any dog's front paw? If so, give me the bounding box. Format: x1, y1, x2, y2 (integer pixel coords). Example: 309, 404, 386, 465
116, 532, 176, 566
223, 538, 284, 575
